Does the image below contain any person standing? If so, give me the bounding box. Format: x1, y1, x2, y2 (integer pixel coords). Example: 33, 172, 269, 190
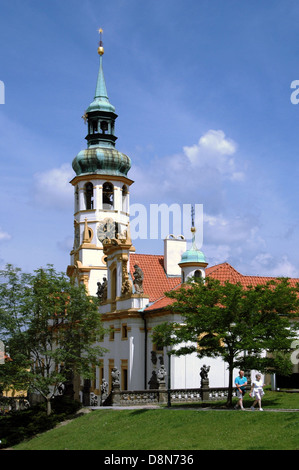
234, 370, 248, 410
250, 373, 265, 411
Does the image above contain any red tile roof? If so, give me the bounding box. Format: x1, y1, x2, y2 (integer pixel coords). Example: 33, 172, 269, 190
129, 256, 299, 312
130, 253, 181, 303
208, 262, 299, 288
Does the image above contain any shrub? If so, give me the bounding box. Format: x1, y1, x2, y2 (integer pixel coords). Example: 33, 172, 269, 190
0, 397, 82, 448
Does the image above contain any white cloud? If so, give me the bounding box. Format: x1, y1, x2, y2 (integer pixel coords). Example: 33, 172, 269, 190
130, 129, 244, 208
203, 213, 263, 246
185, 129, 236, 159
33, 163, 74, 210
0, 229, 12, 242
183, 130, 244, 181
250, 253, 299, 278
204, 244, 232, 266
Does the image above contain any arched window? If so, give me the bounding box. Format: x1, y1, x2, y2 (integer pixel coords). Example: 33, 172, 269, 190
194, 270, 202, 280
103, 182, 114, 209
92, 120, 98, 134
85, 182, 94, 210
100, 120, 108, 134
122, 185, 128, 212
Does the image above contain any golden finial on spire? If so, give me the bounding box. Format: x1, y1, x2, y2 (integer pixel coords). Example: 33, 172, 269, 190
191, 206, 196, 233
98, 28, 104, 56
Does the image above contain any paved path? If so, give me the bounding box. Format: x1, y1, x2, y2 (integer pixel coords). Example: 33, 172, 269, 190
88, 405, 299, 412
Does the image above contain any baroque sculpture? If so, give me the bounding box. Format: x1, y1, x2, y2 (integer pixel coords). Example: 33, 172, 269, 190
133, 264, 144, 294
97, 277, 107, 301
111, 367, 120, 386
200, 364, 210, 381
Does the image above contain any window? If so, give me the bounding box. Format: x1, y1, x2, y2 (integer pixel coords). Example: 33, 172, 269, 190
100, 120, 108, 134
194, 270, 202, 280
85, 182, 94, 210
92, 120, 98, 134
121, 359, 128, 390
122, 368, 128, 391
103, 182, 114, 209
99, 331, 105, 342
122, 185, 128, 212
109, 326, 115, 341
122, 324, 128, 339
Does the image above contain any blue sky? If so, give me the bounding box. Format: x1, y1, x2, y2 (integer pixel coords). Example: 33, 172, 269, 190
1, 0, 299, 277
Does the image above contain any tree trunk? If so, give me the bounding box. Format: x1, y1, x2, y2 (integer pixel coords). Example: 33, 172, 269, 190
226, 364, 234, 408
46, 396, 52, 416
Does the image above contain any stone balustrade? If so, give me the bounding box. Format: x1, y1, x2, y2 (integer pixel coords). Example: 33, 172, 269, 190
93, 385, 240, 407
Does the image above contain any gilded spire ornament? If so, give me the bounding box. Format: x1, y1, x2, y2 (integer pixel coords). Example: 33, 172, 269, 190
191, 205, 197, 250
98, 28, 104, 56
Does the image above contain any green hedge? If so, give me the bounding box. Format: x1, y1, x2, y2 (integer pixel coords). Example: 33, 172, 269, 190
0, 396, 82, 448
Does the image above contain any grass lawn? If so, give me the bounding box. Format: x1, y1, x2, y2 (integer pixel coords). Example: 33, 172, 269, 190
13, 390, 299, 451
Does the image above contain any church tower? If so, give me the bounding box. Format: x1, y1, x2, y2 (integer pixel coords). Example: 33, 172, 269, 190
67, 31, 133, 296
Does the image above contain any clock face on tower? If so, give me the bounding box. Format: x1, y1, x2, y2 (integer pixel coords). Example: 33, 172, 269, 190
97, 218, 118, 242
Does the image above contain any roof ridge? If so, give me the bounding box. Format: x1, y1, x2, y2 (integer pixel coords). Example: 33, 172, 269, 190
130, 253, 163, 257
207, 262, 242, 276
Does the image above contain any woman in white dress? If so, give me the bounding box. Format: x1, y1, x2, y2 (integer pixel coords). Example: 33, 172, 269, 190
250, 373, 265, 411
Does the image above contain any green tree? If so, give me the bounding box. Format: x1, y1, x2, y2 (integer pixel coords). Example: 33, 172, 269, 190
153, 277, 299, 407
0, 264, 106, 415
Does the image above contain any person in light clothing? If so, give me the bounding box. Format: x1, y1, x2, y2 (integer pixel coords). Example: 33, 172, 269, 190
250, 373, 265, 411
234, 370, 247, 410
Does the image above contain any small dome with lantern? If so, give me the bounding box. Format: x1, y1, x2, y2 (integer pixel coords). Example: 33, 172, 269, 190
179, 208, 208, 282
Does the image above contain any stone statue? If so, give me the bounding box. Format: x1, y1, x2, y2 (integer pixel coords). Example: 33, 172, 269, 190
148, 371, 159, 389
90, 392, 98, 406
200, 364, 210, 382
100, 378, 109, 405
121, 258, 133, 297
121, 279, 132, 296
111, 367, 120, 386
57, 382, 65, 396
97, 277, 107, 301
100, 378, 108, 396
157, 365, 167, 383
133, 264, 144, 294
200, 364, 210, 400
151, 351, 157, 365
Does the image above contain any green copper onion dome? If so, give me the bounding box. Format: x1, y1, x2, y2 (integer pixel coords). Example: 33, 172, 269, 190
180, 248, 207, 264
72, 147, 131, 177
72, 30, 131, 177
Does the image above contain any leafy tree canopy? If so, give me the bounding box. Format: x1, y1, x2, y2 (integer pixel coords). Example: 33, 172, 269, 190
0, 264, 106, 413
153, 277, 299, 406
